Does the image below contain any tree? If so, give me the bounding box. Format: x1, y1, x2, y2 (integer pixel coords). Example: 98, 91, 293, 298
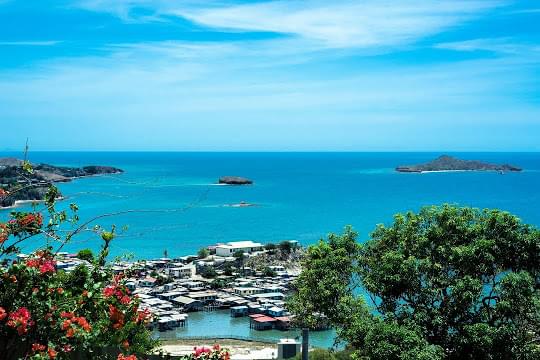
264, 243, 276, 251
199, 265, 217, 279
288, 205, 540, 360
279, 241, 292, 254
233, 250, 246, 275
198, 247, 209, 259
262, 266, 277, 277
77, 248, 95, 262
222, 262, 234, 276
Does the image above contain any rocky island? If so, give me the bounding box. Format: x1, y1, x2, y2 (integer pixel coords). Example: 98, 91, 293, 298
396, 155, 522, 173
0, 158, 123, 208
218, 176, 253, 185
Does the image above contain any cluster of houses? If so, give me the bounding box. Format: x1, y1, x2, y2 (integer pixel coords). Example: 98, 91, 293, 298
27, 240, 301, 334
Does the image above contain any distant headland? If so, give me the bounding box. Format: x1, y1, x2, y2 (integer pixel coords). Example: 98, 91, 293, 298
0, 158, 123, 208
396, 155, 522, 173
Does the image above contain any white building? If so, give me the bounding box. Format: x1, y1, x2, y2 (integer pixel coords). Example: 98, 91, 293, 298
166, 265, 195, 279
215, 241, 264, 257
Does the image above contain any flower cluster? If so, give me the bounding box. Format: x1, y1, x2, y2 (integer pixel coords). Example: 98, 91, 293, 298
118, 354, 138, 360
60, 311, 92, 338
191, 345, 230, 360
25, 251, 57, 275
8, 212, 44, 236
0, 206, 158, 359
6, 307, 34, 335
32, 343, 57, 359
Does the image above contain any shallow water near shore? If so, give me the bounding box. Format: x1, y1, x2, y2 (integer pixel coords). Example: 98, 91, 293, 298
1, 152, 539, 258
157, 310, 338, 349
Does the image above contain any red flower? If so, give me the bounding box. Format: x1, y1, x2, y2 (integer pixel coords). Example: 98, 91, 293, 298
62, 319, 72, 330
6, 307, 33, 335
60, 311, 74, 319
66, 327, 75, 338
82, 290, 89, 297
136, 308, 151, 324
122, 340, 130, 349
0, 307, 7, 321
26, 258, 40, 268
103, 286, 115, 297
117, 354, 137, 360
32, 343, 46, 352
109, 305, 125, 329
120, 295, 131, 305
75, 316, 92, 332
47, 347, 57, 359
39, 260, 56, 274
57, 287, 64, 294
62, 344, 72, 353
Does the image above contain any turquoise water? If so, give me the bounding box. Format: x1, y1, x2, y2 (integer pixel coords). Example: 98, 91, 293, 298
157, 310, 337, 349
2, 152, 539, 348
1, 152, 539, 258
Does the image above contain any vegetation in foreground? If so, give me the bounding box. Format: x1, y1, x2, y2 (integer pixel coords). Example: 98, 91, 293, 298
0, 164, 231, 360
288, 205, 540, 360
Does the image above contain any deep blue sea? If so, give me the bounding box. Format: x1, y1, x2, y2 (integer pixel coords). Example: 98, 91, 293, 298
1, 152, 539, 259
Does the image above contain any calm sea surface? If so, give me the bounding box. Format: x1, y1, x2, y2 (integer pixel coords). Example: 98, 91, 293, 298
2, 152, 539, 347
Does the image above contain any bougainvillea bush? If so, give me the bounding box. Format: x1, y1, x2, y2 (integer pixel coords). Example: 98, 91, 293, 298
0, 174, 158, 359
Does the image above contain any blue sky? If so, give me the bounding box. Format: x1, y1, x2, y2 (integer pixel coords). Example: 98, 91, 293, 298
0, 0, 539, 151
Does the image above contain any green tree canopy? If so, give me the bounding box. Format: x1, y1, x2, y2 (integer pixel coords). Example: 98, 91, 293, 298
197, 247, 209, 259
76, 248, 94, 262
289, 205, 540, 360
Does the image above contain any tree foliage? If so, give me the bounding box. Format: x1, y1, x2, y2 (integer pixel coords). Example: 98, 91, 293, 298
197, 248, 209, 259
289, 205, 540, 360
77, 249, 95, 262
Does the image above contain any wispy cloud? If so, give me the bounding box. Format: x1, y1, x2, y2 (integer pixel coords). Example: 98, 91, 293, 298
435, 38, 540, 56
74, 0, 506, 49
0, 40, 62, 46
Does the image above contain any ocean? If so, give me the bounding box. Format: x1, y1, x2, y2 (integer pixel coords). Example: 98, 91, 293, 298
2, 151, 539, 347
1, 152, 539, 258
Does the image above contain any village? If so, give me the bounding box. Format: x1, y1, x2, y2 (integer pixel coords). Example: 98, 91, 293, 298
41, 240, 308, 335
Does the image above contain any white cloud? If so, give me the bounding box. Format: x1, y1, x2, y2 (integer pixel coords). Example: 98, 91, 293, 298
74, 0, 506, 49
435, 38, 540, 55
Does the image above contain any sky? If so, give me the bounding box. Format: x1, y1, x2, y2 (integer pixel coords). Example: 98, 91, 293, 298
0, 0, 539, 151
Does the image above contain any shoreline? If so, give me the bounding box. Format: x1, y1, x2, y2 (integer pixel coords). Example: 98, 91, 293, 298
0, 196, 66, 211
398, 169, 514, 174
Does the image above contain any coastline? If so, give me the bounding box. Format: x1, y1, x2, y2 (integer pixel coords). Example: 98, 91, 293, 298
0, 197, 66, 211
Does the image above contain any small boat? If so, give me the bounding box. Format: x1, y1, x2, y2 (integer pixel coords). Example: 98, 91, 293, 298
224, 201, 257, 208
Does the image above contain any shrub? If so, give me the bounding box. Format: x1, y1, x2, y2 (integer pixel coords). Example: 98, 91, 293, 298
0, 183, 157, 359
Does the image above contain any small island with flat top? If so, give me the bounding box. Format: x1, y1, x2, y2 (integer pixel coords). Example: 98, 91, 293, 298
218, 176, 253, 185
396, 155, 522, 173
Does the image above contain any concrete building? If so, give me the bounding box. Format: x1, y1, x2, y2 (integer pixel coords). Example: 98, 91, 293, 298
215, 241, 264, 257
234, 287, 264, 296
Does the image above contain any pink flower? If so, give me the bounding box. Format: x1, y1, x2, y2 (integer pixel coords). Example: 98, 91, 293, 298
194, 347, 212, 357
39, 260, 56, 274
